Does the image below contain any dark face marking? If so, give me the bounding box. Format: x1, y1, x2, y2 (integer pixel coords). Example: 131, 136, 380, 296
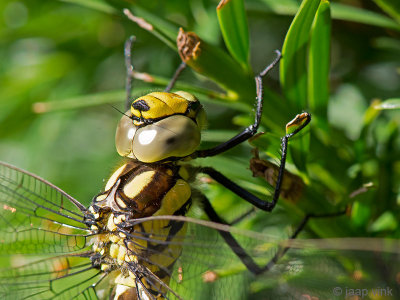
132, 100, 150, 112
187, 100, 200, 112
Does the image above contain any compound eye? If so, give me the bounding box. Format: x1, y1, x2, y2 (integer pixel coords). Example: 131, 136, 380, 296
132, 115, 201, 163
115, 112, 137, 158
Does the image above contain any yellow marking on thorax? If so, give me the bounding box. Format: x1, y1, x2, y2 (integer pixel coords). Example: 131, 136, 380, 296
105, 164, 127, 191
115, 196, 127, 209
154, 179, 191, 216
95, 194, 107, 202
178, 165, 190, 180
123, 170, 156, 198
138, 178, 191, 249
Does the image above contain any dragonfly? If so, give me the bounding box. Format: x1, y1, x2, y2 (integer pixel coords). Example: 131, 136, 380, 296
1, 37, 399, 300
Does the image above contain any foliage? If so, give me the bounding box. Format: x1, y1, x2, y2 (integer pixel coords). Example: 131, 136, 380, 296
0, 0, 399, 298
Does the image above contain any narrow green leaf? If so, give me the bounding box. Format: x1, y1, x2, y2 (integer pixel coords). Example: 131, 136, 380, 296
280, 0, 320, 112
331, 2, 400, 31
372, 0, 400, 24
280, 0, 320, 172
373, 98, 400, 110
370, 211, 398, 232
373, 37, 400, 51
124, 6, 179, 50
177, 28, 255, 101
362, 100, 381, 128
251, 0, 400, 31
248, 0, 299, 15
217, 0, 250, 71
60, 0, 117, 14
32, 84, 251, 114
124, 4, 288, 128
308, 0, 331, 119
32, 90, 127, 113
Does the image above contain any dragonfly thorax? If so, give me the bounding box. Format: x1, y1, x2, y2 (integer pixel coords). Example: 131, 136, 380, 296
87, 160, 193, 299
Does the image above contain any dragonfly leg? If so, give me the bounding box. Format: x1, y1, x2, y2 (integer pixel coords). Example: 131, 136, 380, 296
164, 61, 187, 92
200, 193, 263, 274
124, 35, 187, 110
124, 36, 136, 110
201, 192, 347, 275
200, 166, 279, 212
199, 106, 311, 211
259, 209, 348, 274
229, 207, 256, 225
191, 50, 282, 159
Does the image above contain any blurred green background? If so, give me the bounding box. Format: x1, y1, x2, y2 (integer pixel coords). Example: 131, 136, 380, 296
0, 0, 399, 298
0, 0, 399, 289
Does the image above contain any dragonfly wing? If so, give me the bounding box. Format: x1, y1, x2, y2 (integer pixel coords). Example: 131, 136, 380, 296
1, 162, 399, 299
128, 216, 400, 300
0, 162, 105, 299
0, 162, 89, 255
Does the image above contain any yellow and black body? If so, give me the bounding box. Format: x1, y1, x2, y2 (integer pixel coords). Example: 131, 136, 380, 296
87, 91, 204, 299
0, 47, 323, 300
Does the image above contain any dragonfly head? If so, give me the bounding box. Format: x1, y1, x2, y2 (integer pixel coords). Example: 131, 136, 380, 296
115, 91, 206, 163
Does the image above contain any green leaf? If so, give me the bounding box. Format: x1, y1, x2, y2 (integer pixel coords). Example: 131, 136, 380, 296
217, 0, 250, 71
60, 0, 117, 14
373, 98, 400, 110
308, 0, 331, 120
177, 28, 255, 101
362, 100, 381, 129
280, 0, 320, 112
32, 89, 127, 113
331, 2, 400, 31
124, 6, 179, 50
370, 211, 398, 232
280, 0, 320, 172
32, 84, 252, 114
251, 0, 400, 31
372, 0, 400, 24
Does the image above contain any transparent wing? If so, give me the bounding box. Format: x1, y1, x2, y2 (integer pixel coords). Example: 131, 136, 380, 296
1, 162, 399, 300
0, 254, 104, 300
126, 216, 400, 300
0, 162, 103, 299
0, 162, 89, 255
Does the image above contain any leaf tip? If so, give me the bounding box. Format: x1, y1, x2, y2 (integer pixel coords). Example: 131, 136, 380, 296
286, 112, 311, 135
217, 0, 230, 10
123, 8, 153, 31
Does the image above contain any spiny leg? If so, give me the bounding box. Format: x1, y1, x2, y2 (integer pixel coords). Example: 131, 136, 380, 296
260, 210, 347, 273
201, 193, 347, 275
200, 194, 263, 274
200, 112, 311, 212
124, 36, 136, 111
124, 36, 187, 110
190, 50, 282, 159
229, 207, 256, 225
164, 61, 187, 92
